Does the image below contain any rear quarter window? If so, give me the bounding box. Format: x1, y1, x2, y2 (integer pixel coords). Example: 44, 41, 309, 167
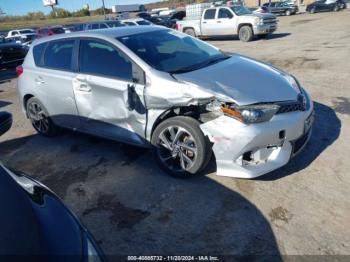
43, 40, 74, 71
33, 43, 46, 66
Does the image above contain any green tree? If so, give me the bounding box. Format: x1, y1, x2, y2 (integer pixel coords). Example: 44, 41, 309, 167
49, 8, 71, 18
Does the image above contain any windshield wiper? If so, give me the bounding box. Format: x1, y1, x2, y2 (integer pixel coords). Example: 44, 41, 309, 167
169, 55, 231, 75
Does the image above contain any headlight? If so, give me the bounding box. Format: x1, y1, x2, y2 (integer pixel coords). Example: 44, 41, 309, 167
254, 17, 264, 26
206, 101, 279, 124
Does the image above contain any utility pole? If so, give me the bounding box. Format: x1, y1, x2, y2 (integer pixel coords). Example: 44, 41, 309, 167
102, 0, 106, 19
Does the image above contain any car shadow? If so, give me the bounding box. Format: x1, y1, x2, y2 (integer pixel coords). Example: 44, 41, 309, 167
0, 129, 282, 258
207, 33, 291, 42
258, 101, 341, 181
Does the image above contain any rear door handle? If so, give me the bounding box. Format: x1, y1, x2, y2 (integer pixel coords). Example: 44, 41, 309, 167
217, 21, 222, 23
203, 21, 207, 24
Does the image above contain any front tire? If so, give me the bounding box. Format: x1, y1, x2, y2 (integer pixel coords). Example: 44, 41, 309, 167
26, 97, 58, 137
285, 10, 291, 16
310, 7, 316, 13
333, 5, 340, 11
238, 25, 254, 42
151, 116, 212, 178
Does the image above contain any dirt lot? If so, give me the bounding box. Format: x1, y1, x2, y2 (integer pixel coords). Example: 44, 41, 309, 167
1, 10, 350, 258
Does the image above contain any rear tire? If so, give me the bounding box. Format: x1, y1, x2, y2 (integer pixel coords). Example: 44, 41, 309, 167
26, 97, 58, 137
238, 25, 254, 42
310, 7, 316, 13
285, 10, 291, 16
151, 116, 212, 178
184, 28, 196, 37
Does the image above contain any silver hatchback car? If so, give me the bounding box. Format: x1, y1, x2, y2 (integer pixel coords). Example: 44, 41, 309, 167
17, 26, 314, 178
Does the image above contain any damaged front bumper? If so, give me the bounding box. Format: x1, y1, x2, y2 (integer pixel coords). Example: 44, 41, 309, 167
200, 97, 314, 179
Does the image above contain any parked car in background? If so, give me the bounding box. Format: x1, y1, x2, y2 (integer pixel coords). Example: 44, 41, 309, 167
0, 37, 28, 70
17, 26, 313, 179
176, 5, 277, 42
306, 0, 344, 12
84, 20, 125, 30
6, 29, 35, 38
250, 6, 270, 14
121, 18, 152, 26
6, 29, 37, 45
0, 112, 105, 260
137, 12, 152, 20
262, 1, 299, 15
159, 10, 186, 29
36, 26, 65, 38
145, 16, 168, 26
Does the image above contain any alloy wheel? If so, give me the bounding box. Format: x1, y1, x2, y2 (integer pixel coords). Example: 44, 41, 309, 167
27, 101, 50, 134
156, 126, 197, 172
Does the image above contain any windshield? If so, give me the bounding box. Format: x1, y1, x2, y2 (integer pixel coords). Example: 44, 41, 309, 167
19, 29, 34, 34
231, 6, 253, 15
117, 30, 228, 73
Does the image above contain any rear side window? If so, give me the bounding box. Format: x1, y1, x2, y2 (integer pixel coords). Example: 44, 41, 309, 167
43, 40, 74, 71
33, 43, 46, 66
79, 40, 132, 81
100, 23, 108, 29
204, 9, 216, 20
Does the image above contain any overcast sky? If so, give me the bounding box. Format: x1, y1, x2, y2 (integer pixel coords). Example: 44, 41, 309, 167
0, 0, 158, 16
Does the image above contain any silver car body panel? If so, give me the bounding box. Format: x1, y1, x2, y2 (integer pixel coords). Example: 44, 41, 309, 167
18, 26, 313, 178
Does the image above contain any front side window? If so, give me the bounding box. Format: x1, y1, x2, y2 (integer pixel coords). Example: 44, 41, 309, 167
218, 8, 233, 19
204, 9, 216, 20
43, 40, 74, 70
117, 30, 227, 74
99, 23, 108, 29
79, 40, 132, 81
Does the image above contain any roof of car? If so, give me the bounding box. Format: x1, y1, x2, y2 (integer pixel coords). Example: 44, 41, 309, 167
32, 26, 166, 46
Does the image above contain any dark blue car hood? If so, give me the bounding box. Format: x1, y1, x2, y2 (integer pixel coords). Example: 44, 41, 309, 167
0, 166, 83, 257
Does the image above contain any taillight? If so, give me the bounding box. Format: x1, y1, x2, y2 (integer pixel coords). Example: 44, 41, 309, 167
16, 65, 23, 77
175, 23, 179, 31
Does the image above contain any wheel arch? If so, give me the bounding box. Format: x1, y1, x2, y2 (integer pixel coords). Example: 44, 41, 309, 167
237, 23, 253, 35
23, 94, 34, 116
149, 106, 203, 141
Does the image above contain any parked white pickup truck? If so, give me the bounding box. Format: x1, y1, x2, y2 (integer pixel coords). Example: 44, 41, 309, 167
176, 5, 277, 42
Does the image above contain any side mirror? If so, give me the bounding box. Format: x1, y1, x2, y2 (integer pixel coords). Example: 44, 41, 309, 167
0, 112, 12, 137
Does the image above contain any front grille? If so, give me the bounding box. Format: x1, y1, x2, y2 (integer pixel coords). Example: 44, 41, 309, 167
277, 101, 305, 114
263, 18, 277, 25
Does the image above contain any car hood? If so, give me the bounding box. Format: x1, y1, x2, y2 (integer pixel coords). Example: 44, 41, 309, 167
173, 54, 299, 105
0, 165, 83, 256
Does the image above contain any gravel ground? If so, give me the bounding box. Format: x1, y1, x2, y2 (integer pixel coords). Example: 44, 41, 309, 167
1, 10, 350, 258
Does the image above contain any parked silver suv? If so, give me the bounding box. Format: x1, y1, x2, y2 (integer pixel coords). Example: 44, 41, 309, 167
17, 26, 314, 178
